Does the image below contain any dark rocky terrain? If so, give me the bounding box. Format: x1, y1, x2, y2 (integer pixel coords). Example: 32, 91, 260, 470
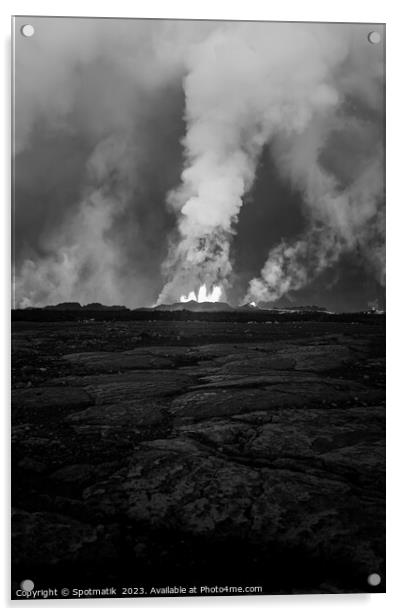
11, 315, 385, 596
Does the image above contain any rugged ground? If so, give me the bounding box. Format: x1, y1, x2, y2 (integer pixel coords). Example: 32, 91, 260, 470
11, 316, 385, 596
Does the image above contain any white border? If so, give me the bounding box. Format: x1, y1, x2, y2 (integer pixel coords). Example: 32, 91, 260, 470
2, 1, 401, 614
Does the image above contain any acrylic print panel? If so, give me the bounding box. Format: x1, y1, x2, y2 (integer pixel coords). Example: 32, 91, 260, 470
11, 16, 385, 599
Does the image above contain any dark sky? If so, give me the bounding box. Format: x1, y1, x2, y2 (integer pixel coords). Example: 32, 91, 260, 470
13, 18, 385, 311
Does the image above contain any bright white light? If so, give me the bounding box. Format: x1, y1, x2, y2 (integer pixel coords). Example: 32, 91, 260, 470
250, 301, 257, 307
180, 284, 222, 303
180, 291, 197, 302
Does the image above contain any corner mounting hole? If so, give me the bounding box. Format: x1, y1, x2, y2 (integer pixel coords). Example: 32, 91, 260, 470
21, 24, 35, 38
367, 573, 381, 586
368, 31, 381, 45
20, 579, 34, 591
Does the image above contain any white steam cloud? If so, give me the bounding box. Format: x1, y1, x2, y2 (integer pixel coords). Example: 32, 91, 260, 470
247, 126, 384, 302
14, 18, 206, 307
157, 22, 384, 305
13, 19, 384, 308
15, 135, 136, 307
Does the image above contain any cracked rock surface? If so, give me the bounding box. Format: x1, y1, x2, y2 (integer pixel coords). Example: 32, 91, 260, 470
12, 317, 385, 594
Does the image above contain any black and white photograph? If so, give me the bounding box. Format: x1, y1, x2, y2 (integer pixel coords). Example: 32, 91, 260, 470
11, 16, 385, 599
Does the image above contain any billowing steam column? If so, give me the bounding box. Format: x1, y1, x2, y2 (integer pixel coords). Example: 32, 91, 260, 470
158, 22, 384, 307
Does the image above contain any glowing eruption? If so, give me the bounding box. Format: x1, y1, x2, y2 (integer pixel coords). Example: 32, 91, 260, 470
180, 284, 222, 303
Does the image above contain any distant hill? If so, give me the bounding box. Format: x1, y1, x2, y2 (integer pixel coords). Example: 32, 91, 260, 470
275, 305, 329, 313
139, 300, 330, 313
43, 302, 129, 311
84, 303, 129, 311
25, 300, 328, 314
143, 300, 236, 312
258, 302, 328, 313
43, 302, 82, 310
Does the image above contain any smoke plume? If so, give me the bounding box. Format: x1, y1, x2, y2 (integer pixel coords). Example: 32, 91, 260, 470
15, 135, 137, 306
157, 22, 384, 304
246, 128, 384, 303
14, 18, 202, 307
13, 19, 385, 309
